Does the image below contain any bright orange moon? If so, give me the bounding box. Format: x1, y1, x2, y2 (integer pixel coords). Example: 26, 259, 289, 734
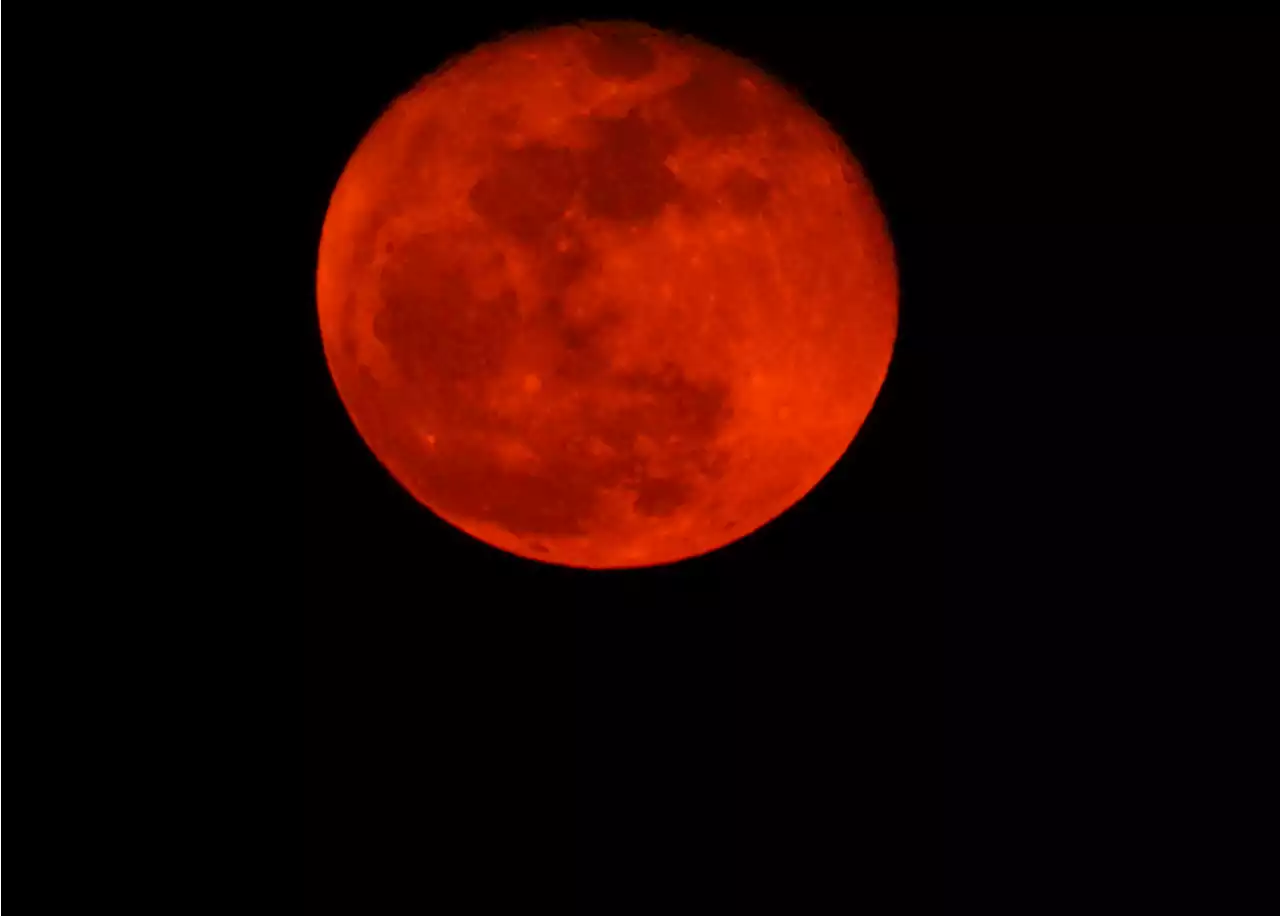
316, 22, 898, 568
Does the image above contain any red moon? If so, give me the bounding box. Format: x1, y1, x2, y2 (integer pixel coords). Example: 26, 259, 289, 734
316, 23, 898, 569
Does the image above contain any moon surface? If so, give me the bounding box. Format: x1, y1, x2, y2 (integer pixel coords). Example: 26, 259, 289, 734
316, 22, 898, 569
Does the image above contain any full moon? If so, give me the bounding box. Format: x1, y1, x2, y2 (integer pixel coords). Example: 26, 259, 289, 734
316, 22, 898, 569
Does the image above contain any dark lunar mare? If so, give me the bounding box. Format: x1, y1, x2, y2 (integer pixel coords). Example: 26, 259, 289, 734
364, 61, 760, 538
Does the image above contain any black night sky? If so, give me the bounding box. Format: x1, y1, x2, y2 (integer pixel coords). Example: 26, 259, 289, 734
295, 14, 1275, 912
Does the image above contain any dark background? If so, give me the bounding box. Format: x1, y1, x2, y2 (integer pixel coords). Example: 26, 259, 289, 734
298, 14, 1275, 913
